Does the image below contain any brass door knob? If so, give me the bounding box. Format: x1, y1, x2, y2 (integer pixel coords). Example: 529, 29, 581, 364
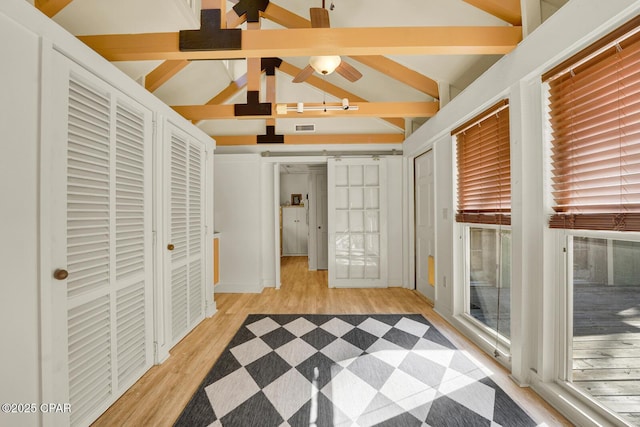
167, 244, 175, 251
53, 269, 69, 280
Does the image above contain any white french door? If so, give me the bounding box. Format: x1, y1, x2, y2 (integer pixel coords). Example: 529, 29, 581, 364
328, 158, 387, 288
164, 124, 206, 347
46, 52, 154, 427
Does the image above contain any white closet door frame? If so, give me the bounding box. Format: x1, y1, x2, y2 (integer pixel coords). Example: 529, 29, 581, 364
161, 120, 206, 351
328, 157, 388, 288
42, 51, 154, 427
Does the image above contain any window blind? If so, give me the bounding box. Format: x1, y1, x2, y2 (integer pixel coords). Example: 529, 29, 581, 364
545, 16, 640, 231
454, 100, 511, 225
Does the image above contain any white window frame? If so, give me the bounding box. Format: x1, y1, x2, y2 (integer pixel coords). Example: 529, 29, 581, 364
555, 229, 640, 426
460, 223, 513, 356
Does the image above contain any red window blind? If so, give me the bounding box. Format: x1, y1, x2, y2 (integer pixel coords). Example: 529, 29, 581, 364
454, 100, 511, 225
545, 16, 640, 231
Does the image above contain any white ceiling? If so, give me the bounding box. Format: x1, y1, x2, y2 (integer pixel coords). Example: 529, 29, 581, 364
45, 0, 569, 140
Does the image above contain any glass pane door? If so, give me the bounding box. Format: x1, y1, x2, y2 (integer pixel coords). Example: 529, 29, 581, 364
328, 158, 387, 288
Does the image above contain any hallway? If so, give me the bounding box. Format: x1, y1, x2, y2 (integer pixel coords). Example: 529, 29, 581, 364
92, 257, 571, 426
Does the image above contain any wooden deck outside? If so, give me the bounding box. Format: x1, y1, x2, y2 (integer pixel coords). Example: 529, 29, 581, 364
572, 285, 640, 425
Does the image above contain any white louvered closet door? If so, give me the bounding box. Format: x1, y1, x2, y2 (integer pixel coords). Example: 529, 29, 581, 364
328, 158, 388, 288
166, 124, 205, 346
47, 53, 153, 427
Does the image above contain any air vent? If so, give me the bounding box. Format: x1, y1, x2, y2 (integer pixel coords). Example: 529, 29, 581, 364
295, 124, 315, 132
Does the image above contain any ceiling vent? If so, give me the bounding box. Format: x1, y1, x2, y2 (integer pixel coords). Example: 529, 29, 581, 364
295, 124, 315, 132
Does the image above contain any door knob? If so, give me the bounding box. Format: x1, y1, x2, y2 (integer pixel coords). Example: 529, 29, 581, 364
53, 269, 69, 280
167, 244, 175, 251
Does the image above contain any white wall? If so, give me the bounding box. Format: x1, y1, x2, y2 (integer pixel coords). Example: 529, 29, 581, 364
0, 8, 41, 427
386, 156, 404, 287
280, 173, 309, 206
403, 1, 640, 425
261, 162, 276, 287
214, 154, 263, 293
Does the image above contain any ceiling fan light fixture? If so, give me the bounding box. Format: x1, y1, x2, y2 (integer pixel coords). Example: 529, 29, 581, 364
309, 55, 341, 75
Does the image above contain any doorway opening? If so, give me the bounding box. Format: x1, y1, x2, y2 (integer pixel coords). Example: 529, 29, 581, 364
278, 163, 328, 288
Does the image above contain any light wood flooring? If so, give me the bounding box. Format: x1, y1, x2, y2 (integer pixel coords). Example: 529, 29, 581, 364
92, 256, 571, 426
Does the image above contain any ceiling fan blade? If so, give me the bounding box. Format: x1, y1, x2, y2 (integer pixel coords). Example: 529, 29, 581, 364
292, 64, 315, 83
335, 60, 363, 82
310, 7, 330, 28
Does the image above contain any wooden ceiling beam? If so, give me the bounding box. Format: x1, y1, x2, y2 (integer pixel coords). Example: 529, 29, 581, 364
227, 8, 246, 28
202, 0, 227, 27
78, 26, 522, 61
144, 60, 190, 92
212, 133, 404, 146
259, 5, 438, 99
172, 101, 438, 120
350, 56, 439, 99
205, 74, 248, 105
278, 61, 405, 130
463, 0, 522, 26
260, 3, 312, 29
35, 0, 73, 18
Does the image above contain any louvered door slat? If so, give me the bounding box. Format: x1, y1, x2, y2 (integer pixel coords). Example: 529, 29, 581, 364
66, 76, 111, 305
172, 265, 188, 340
113, 100, 148, 393
67, 295, 112, 426
115, 102, 146, 283
168, 128, 206, 345
116, 281, 146, 385
189, 259, 202, 323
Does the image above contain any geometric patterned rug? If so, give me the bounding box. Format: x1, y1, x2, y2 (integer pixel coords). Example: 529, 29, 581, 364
174, 314, 537, 427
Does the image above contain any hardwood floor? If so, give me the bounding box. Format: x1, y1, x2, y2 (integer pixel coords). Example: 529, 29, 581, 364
92, 256, 572, 426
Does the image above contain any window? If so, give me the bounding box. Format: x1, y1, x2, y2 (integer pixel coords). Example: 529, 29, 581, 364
569, 235, 640, 426
545, 16, 640, 424
468, 227, 511, 339
455, 100, 511, 225
545, 16, 640, 231
454, 100, 511, 341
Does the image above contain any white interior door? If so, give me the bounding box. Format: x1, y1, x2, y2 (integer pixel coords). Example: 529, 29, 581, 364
316, 171, 328, 270
415, 150, 435, 300
328, 158, 387, 288
47, 53, 154, 427
282, 207, 298, 255
165, 124, 205, 347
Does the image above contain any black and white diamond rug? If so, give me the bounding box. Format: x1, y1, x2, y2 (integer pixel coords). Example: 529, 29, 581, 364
175, 314, 537, 427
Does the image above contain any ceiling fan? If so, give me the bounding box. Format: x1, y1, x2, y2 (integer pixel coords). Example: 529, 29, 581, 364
292, 3, 363, 83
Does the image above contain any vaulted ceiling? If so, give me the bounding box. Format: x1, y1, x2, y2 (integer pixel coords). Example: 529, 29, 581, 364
33, 0, 568, 146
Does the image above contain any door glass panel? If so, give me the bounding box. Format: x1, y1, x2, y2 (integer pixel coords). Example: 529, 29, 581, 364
467, 226, 511, 340
335, 188, 349, 210
335, 165, 348, 186
336, 257, 349, 279
365, 211, 379, 233
349, 165, 363, 186
350, 211, 364, 232
365, 165, 379, 186
349, 188, 364, 209
570, 236, 640, 425
365, 188, 379, 209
